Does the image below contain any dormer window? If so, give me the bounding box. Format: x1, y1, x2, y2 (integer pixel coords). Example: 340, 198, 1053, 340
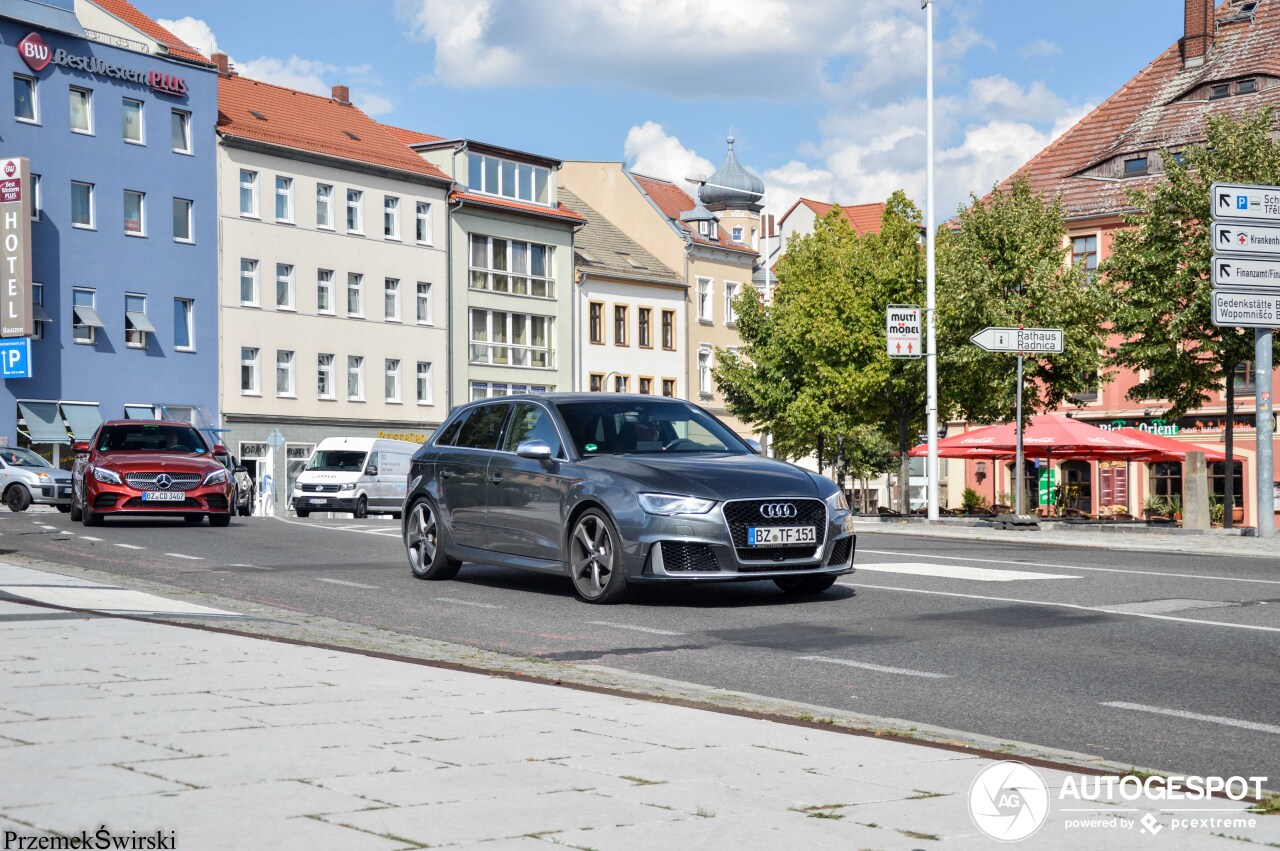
698, 220, 709, 236
1124, 156, 1149, 177
709, 220, 718, 239
1238, 78, 1258, 94
1210, 83, 1231, 99
466, 152, 552, 206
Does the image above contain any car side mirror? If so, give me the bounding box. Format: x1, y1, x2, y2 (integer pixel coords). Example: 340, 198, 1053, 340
73, 442, 90, 454
366, 466, 378, 477
745, 439, 762, 455
516, 439, 552, 461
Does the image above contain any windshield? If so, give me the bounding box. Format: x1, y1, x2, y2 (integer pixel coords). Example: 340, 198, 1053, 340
555, 400, 748, 456
0, 447, 53, 468
304, 450, 367, 472
94, 424, 209, 454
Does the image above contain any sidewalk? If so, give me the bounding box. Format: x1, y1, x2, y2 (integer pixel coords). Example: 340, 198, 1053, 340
0, 561, 1275, 850
853, 518, 1280, 559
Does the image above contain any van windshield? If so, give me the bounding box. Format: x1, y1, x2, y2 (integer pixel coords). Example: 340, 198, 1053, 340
305, 450, 367, 472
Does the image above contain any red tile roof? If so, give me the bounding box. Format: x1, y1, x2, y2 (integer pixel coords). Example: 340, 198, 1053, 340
779, 198, 886, 235
217, 75, 450, 182
631, 174, 758, 255
381, 124, 445, 147
451, 190, 586, 224
92, 0, 211, 65
1002, 0, 1280, 219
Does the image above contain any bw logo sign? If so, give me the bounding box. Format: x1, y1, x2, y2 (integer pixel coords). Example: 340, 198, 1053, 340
968, 761, 1050, 842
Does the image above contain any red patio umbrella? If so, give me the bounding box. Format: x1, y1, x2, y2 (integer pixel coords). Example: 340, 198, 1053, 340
910, 415, 1158, 459
1108, 428, 1225, 463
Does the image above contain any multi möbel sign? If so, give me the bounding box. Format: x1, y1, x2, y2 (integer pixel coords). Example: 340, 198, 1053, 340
17, 32, 187, 97
0, 158, 32, 339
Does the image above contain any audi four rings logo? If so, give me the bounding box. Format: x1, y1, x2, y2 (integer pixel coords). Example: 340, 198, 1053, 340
155, 474, 173, 490
759, 503, 797, 519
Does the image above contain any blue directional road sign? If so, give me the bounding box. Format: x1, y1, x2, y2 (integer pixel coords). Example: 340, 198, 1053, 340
0, 337, 31, 379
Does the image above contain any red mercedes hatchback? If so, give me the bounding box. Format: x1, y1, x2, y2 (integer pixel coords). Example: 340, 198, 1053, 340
70, 420, 233, 527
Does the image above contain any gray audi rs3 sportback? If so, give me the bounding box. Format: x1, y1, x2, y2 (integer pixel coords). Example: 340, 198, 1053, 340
402, 394, 856, 603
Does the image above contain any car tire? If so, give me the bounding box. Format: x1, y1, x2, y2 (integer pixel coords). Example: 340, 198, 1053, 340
295, 508, 310, 518
184, 514, 203, 525
69, 493, 83, 522
774, 575, 838, 596
353, 496, 368, 519
209, 513, 231, 528
82, 507, 103, 527
4, 485, 31, 513
405, 499, 461, 580
567, 508, 630, 604
56, 505, 71, 514
238, 504, 252, 517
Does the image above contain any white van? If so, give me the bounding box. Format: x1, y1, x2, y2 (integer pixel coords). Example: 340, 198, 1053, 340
291, 437, 419, 519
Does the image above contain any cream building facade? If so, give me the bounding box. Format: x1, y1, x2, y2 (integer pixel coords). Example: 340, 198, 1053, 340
216, 70, 451, 509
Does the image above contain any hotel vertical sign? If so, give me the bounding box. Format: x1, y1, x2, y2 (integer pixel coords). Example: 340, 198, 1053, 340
0, 157, 32, 338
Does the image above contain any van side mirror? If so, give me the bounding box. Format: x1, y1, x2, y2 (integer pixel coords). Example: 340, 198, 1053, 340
73, 442, 90, 454
516, 439, 552, 461
366, 466, 378, 476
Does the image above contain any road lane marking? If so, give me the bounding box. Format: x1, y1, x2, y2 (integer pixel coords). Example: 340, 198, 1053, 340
860, 549, 1280, 586
846, 582, 1280, 633
1101, 701, 1280, 735
798, 655, 952, 679
225, 563, 270, 570
113, 543, 144, 550
165, 553, 203, 561
79, 536, 103, 542
275, 517, 402, 537
855, 561, 1077, 582
435, 597, 503, 609
589, 621, 686, 636
316, 578, 380, 589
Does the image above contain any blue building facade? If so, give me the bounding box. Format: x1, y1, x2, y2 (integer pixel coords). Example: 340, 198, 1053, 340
0, 0, 218, 464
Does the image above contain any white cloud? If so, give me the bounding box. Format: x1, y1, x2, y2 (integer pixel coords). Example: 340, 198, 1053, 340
157, 17, 396, 114
1020, 38, 1062, 60
623, 122, 714, 187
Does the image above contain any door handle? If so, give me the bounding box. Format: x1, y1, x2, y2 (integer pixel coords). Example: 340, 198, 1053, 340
439, 469, 454, 479
488, 473, 504, 485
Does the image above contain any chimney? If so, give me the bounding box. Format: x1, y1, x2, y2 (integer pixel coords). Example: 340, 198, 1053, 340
1181, 0, 1214, 68
331, 84, 350, 105
212, 52, 230, 76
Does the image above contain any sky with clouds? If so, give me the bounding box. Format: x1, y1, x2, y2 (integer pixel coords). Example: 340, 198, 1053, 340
157, 0, 1180, 223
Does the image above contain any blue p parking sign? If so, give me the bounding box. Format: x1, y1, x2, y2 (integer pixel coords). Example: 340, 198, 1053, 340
1238, 195, 1250, 210
0, 337, 31, 379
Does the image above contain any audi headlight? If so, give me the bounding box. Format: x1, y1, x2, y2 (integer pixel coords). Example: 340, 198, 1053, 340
638, 493, 716, 516
203, 468, 229, 486
91, 466, 122, 485
339, 482, 356, 491
825, 490, 849, 513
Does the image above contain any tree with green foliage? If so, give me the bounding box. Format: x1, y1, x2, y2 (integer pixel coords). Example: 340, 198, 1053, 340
1105, 107, 1280, 524
841, 425, 896, 513
935, 177, 1110, 427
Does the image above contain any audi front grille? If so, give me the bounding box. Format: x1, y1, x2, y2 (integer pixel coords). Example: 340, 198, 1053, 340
722, 498, 826, 562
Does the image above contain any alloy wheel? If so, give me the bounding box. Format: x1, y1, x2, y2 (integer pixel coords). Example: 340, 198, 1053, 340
570, 513, 615, 599
406, 502, 438, 574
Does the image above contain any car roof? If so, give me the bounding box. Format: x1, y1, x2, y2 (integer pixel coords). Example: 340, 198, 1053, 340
461, 393, 690, 406
100, 419, 196, 427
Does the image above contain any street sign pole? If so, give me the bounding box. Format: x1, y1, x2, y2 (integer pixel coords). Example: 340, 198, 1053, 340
1258, 330, 1275, 537
1015, 354, 1024, 516
924, 0, 939, 523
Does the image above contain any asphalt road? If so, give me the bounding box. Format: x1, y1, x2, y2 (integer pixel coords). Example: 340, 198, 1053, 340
3, 509, 1278, 783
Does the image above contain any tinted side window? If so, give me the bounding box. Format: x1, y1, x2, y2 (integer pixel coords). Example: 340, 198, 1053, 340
454, 404, 509, 450
434, 412, 469, 446
502, 403, 563, 458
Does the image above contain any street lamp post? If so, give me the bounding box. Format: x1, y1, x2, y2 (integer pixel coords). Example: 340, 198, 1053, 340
922, 0, 940, 522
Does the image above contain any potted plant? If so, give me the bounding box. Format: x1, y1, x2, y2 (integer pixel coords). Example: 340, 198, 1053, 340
1232, 504, 1245, 525
961, 487, 983, 515
1143, 494, 1169, 520
1167, 494, 1183, 522
1209, 498, 1225, 527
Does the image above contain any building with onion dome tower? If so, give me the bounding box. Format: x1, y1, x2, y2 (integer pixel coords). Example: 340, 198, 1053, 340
698, 136, 766, 252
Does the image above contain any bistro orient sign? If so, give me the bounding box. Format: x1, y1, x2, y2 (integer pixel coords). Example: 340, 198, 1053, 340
18, 33, 187, 97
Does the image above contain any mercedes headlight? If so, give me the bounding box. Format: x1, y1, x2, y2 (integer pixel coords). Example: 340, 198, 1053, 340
202, 468, 229, 486
91, 466, 122, 485
638, 493, 716, 516
825, 490, 849, 513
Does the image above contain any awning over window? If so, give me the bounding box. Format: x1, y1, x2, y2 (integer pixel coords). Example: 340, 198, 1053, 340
0, 0, 88, 37
16, 401, 69, 445
73, 304, 105, 328
59, 402, 102, 442
125, 311, 156, 333
124, 404, 158, 420
32, 303, 52, 324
